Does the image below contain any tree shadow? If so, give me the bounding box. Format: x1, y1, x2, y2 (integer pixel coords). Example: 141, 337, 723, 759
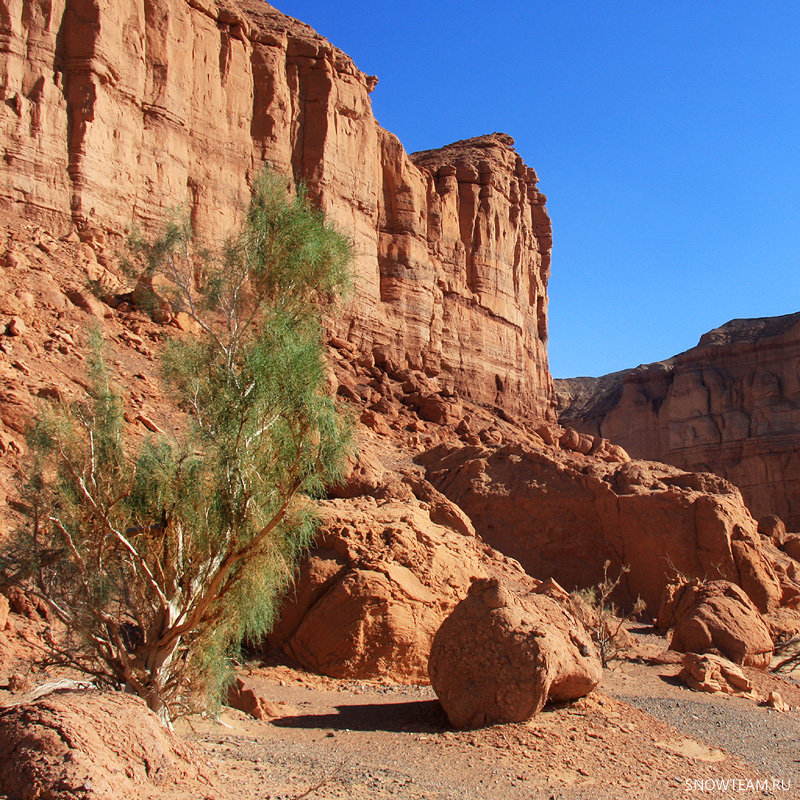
272, 699, 449, 734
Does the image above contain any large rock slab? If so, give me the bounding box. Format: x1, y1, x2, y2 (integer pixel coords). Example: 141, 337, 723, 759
428, 577, 601, 728
658, 579, 774, 668
270, 491, 533, 682
419, 441, 785, 614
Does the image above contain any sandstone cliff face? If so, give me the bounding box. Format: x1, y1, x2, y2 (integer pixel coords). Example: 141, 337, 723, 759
0, 0, 554, 418
556, 313, 800, 529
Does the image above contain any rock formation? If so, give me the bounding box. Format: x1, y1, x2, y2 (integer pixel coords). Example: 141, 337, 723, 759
270, 490, 534, 682
1, 0, 554, 419
556, 313, 800, 528
0, 690, 209, 799
657, 579, 774, 668
418, 441, 793, 614
227, 676, 292, 719
678, 652, 756, 697
428, 577, 601, 728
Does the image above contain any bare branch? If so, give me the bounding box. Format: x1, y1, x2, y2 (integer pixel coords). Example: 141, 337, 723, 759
57, 445, 169, 610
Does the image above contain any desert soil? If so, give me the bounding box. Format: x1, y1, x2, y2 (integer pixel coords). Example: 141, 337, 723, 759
175, 634, 800, 800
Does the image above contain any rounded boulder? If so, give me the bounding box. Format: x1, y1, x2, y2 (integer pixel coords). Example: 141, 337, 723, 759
428, 578, 602, 728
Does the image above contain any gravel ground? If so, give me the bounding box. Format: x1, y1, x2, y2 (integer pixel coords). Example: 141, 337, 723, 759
177, 659, 778, 800
604, 661, 800, 789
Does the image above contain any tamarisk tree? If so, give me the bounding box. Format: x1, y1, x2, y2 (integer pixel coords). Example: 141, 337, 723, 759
3, 171, 352, 723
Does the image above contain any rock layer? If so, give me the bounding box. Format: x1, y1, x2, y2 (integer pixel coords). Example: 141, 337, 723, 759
418, 441, 787, 614
0, 0, 554, 419
556, 313, 800, 527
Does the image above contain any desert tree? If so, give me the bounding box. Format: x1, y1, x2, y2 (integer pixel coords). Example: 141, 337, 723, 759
2, 171, 353, 724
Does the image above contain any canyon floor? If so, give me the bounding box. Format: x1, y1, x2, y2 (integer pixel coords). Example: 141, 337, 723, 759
2, 606, 799, 798
2, 217, 800, 800
165, 627, 800, 800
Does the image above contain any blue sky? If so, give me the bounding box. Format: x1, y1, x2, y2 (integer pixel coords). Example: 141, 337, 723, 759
275, 1, 800, 378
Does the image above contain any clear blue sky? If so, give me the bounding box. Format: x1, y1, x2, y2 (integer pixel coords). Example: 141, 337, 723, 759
275, 1, 800, 378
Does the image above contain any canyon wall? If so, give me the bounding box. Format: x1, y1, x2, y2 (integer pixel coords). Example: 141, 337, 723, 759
556, 313, 800, 529
0, 0, 554, 418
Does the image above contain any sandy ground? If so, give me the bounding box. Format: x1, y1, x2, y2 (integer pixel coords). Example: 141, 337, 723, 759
2, 618, 799, 798
174, 641, 800, 800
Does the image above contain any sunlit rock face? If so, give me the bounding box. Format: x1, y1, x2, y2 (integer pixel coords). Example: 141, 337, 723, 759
556, 313, 800, 528
0, 0, 554, 419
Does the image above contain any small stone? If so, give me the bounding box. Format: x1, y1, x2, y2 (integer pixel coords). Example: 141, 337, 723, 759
5, 316, 26, 336
66, 289, 109, 318
3, 248, 28, 269
172, 311, 200, 334
14, 291, 35, 309
765, 690, 790, 712
137, 414, 163, 434
37, 386, 63, 402
8, 673, 32, 693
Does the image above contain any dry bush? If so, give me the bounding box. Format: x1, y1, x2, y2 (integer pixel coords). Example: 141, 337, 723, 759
570, 561, 645, 667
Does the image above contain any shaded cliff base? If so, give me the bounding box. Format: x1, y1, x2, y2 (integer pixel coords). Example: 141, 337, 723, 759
556, 313, 800, 530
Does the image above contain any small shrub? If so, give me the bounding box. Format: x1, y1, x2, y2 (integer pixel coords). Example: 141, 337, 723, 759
570, 561, 646, 667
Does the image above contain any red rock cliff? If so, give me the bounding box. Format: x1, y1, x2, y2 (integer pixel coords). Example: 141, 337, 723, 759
0, 0, 554, 418
556, 313, 800, 529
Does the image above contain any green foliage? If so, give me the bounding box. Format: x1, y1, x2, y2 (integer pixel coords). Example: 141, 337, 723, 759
3, 170, 353, 722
